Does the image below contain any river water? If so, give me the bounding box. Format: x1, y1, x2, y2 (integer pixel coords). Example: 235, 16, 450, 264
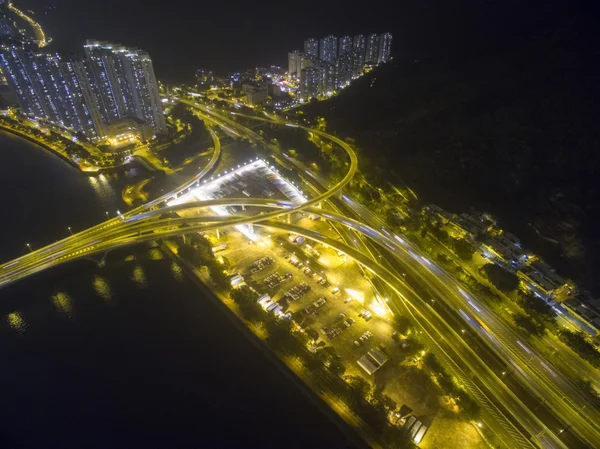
0, 132, 358, 449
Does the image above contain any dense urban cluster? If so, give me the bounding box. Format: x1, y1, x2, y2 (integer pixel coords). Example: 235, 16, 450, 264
290, 33, 392, 102
0, 39, 165, 143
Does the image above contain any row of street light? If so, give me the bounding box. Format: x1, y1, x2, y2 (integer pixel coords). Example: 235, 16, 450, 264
24, 210, 118, 253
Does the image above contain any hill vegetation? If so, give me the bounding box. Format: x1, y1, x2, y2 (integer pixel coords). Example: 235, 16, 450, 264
302, 6, 599, 291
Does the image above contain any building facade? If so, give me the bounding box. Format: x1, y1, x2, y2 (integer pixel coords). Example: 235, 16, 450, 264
288, 50, 314, 79
0, 40, 165, 140
0, 46, 98, 136
289, 33, 392, 101
377, 32, 392, 63
288, 50, 300, 78
319, 35, 338, 63
365, 33, 380, 64
339, 36, 352, 56
83, 40, 165, 137
299, 66, 320, 102
304, 38, 318, 60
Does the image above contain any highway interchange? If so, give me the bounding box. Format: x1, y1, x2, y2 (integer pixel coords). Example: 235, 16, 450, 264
1, 102, 599, 449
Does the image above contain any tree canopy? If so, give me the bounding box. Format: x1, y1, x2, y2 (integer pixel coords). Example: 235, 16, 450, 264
482, 263, 519, 292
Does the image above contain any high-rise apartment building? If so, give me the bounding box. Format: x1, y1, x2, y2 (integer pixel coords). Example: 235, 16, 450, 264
377, 32, 392, 63
339, 36, 352, 56
0, 46, 98, 136
288, 50, 301, 78
0, 40, 166, 140
304, 38, 318, 60
288, 51, 300, 78
84, 40, 165, 136
353, 34, 366, 68
290, 33, 392, 102
299, 66, 320, 102
333, 50, 356, 88
319, 35, 338, 63
365, 33, 380, 64
288, 50, 313, 79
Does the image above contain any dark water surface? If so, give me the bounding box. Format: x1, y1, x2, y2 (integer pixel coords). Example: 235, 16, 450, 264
0, 132, 357, 449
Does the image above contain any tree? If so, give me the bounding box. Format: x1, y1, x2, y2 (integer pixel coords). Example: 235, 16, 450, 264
373, 389, 397, 412
385, 209, 402, 228
436, 254, 457, 275
230, 286, 263, 321
518, 293, 556, 324
381, 427, 412, 449
432, 227, 449, 242
239, 301, 263, 322
559, 330, 600, 367
482, 263, 519, 292
423, 353, 443, 374
514, 313, 545, 337
346, 375, 371, 402
398, 336, 425, 356
305, 328, 319, 341
573, 377, 599, 401
437, 372, 457, 395
207, 261, 229, 289
230, 285, 258, 305
328, 359, 346, 376
451, 238, 475, 261
177, 243, 203, 266
393, 315, 412, 335
456, 390, 481, 420
265, 318, 302, 354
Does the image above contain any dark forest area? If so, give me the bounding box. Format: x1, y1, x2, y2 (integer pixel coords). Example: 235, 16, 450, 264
303, 2, 600, 291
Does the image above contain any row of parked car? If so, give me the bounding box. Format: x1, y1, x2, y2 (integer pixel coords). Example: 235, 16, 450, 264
354, 331, 373, 347
359, 310, 373, 322
250, 256, 274, 273
285, 254, 328, 286
321, 312, 355, 341
263, 272, 293, 289
282, 283, 311, 302
295, 296, 328, 319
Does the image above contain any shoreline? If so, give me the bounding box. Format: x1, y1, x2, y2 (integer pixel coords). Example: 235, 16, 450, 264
160, 242, 374, 449
0, 126, 137, 175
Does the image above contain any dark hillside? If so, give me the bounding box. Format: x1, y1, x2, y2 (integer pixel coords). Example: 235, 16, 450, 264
303, 3, 600, 291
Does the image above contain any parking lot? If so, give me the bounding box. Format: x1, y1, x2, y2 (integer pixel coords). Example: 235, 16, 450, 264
212, 224, 398, 380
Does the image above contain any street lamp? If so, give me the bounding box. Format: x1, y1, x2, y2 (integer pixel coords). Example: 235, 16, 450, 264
67, 226, 72, 235
25, 243, 32, 252
105, 211, 109, 218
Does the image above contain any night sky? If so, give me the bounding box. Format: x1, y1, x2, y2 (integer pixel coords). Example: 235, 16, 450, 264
15, 0, 591, 83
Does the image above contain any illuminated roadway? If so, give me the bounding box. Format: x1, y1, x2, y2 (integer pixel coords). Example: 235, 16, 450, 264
0, 105, 598, 448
